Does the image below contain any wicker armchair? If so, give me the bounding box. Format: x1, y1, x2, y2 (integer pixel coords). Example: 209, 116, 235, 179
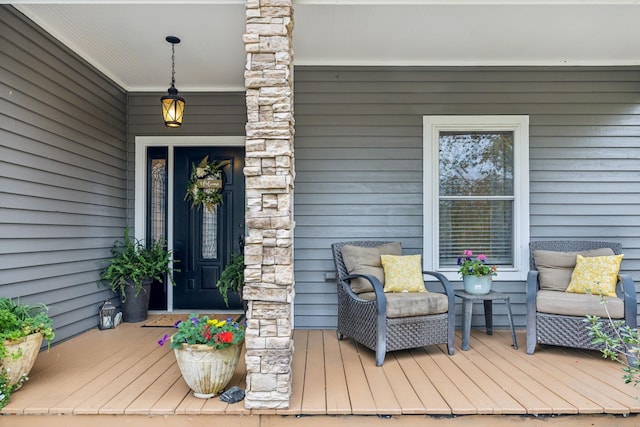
526, 240, 638, 359
331, 241, 455, 366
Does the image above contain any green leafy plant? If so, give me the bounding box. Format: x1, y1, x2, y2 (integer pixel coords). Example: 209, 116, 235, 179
457, 249, 498, 277
0, 298, 55, 360
0, 369, 27, 410
216, 252, 244, 307
99, 228, 178, 301
586, 306, 640, 385
158, 314, 245, 350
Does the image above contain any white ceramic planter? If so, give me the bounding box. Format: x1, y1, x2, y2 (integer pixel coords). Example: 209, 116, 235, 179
173, 341, 242, 398
463, 275, 492, 295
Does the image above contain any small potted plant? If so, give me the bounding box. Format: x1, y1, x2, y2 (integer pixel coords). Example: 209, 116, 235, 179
457, 249, 497, 295
158, 314, 245, 398
99, 228, 178, 322
0, 297, 55, 408
216, 252, 245, 308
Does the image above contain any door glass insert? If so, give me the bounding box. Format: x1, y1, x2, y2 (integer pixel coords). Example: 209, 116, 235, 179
147, 147, 168, 243
202, 209, 218, 259
151, 159, 167, 242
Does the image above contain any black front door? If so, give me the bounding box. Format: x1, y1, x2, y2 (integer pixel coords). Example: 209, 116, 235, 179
173, 147, 245, 310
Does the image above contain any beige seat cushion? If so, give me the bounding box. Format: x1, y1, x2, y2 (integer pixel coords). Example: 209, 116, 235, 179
359, 291, 448, 318
342, 243, 402, 293
533, 248, 615, 291
536, 289, 624, 319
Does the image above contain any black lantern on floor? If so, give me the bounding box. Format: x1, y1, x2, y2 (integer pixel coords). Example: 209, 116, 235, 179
99, 300, 117, 330
161, 35, 185, 128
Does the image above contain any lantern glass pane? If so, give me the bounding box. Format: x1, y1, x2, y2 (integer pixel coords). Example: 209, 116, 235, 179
161, 98, 185, 127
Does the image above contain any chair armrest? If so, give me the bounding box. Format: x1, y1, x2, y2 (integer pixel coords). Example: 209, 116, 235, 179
423, 271, 454, 297
343, 273, 387, 311
619, 274, 638, 329
423, 270, 455, 307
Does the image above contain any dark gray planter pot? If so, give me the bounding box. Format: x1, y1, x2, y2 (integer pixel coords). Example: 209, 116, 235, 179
121, 279, 152, 323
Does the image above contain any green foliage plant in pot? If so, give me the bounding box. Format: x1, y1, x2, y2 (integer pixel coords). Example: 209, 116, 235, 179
99, 228, 178, 322
0, 297, 55, 409
215, 252, 244, 308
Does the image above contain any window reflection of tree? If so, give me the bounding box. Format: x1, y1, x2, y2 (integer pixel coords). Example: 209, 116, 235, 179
438, 132, 514, 267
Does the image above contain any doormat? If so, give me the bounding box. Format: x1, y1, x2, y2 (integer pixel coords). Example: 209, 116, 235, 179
142, 313, 244, 328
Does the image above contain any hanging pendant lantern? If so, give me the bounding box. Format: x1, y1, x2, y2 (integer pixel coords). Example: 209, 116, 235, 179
161, 36, 185, 128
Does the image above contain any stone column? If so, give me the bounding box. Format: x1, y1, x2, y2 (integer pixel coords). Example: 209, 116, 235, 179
243, 0, 295, 409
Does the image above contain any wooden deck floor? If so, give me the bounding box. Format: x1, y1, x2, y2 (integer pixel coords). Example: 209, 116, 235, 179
2, 319, 640, 426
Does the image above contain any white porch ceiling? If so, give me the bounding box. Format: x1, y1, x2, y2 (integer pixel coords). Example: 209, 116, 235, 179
11, 1, 640, 92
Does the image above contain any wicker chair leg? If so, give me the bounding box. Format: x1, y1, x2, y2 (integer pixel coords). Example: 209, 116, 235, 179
375, 326, 387, 366
376, 347, 385, 366
337, 331, 344, 340
627, 353, 638, 368
447, 324, 455, 355
447, 308, 455, 355
526, 334, 536, 355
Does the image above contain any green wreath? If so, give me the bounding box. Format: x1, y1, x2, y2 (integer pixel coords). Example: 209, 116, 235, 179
184, 156, 230, 212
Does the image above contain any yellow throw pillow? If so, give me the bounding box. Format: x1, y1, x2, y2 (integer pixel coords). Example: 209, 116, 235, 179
380, 254, 426, 293
566, 254, 624, 297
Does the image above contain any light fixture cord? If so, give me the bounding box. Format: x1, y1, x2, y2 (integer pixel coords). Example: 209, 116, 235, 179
171, 43, 176, 87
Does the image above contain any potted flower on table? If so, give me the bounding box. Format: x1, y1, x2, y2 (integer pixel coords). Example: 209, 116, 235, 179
158, 314, 245, 398
458, 249, 498, 295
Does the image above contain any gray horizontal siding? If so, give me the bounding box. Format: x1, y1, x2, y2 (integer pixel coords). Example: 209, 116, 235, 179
293, 65, 640, 330
0, 6, 128, 343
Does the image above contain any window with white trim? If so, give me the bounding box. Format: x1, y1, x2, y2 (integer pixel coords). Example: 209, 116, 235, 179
423, 116, 529, 281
